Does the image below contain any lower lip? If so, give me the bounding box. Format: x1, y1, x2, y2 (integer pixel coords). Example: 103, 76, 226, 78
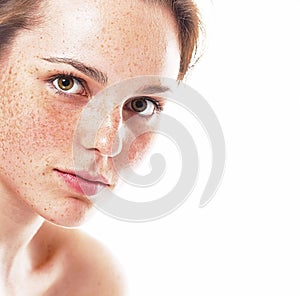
55, 170, 105, 196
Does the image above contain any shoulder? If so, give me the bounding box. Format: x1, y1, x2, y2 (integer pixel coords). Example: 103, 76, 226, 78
42, 222, 126, 296
67, 230, 126, 295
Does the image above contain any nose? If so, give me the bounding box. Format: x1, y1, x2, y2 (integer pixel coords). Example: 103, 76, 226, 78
87, 105, 123, 157
96, 105, 123, 157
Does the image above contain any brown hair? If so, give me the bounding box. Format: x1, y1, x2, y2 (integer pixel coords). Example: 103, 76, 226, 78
0, 0, 44, 57
150, 0, 204, 80
0, 0, 203, 79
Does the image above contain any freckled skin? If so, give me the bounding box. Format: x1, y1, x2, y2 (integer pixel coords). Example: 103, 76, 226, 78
0, 0, 180, 227
0, 0, 180, 294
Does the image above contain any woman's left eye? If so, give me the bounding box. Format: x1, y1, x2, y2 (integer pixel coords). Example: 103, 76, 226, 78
51, 75, 87, 96
125, 96, 161, 116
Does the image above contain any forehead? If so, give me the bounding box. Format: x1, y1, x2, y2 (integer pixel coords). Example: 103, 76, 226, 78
23, 0, 179, 78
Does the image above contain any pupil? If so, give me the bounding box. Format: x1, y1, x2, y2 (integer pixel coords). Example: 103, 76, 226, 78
132, 99, 146, 112
62, 79, 70, 87
59, 77, 74, 90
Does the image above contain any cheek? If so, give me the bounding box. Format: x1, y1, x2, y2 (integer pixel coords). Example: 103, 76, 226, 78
0, 80, 76, 166
32, 94, 78, 153
127, 132, 154, 164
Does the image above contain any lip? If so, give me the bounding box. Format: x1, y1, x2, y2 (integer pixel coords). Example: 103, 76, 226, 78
55, 169, 109, 196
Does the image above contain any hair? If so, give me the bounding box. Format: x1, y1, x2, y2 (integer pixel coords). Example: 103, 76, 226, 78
0, 0, 204, 80
148, 0, 205, 80
0, 0, 44, 58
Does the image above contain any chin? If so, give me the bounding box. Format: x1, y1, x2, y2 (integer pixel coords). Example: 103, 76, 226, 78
39, 197, 94, 228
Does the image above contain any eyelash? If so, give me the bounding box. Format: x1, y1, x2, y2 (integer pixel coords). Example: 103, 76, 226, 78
47, 71, 89, 98
125, 96, 164, 115
142, 97, 163, 112
46, 72, 164, 113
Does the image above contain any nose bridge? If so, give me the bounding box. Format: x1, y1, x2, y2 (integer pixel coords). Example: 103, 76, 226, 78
94, 105, 122, 157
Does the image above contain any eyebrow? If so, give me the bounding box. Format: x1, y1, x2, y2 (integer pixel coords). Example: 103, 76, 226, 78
41, 57, 108, 85
136, 84, 171, 95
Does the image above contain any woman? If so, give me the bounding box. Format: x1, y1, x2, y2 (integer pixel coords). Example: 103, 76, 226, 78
0, 0, 202, 294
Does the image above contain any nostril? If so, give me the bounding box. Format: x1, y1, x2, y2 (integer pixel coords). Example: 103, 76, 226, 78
78, 104, 124, 157
92, 123, 124, 157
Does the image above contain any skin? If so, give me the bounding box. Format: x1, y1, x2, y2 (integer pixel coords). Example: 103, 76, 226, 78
0, 0, 180, 294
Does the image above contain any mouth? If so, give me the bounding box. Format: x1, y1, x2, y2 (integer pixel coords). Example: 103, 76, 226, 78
54, 169, 109, 197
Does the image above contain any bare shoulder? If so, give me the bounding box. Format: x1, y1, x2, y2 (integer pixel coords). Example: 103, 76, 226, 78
41, 222, 126, 296
63, 229, 125, 295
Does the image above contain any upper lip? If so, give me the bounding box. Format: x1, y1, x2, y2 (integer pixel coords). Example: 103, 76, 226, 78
55, 169, 110, 185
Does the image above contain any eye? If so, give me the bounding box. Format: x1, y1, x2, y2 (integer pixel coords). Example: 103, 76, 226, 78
52, 75, 86, 96
125, 96, 161, 116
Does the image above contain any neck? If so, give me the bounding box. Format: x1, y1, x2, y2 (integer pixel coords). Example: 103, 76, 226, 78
0, 183, 44, 286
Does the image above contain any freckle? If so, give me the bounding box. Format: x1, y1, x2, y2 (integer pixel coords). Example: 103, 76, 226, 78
44, 208, 47, 211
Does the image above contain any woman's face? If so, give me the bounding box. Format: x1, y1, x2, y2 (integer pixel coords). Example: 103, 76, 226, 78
0, 0, 180, 226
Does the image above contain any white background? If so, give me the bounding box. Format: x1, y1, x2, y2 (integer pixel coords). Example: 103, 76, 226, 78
82, 1, 300, 295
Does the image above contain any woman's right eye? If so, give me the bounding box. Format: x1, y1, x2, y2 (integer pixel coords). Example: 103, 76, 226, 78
51, 75, 87, 97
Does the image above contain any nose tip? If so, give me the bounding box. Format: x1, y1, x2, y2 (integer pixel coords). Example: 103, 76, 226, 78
93, 106, 123, 157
